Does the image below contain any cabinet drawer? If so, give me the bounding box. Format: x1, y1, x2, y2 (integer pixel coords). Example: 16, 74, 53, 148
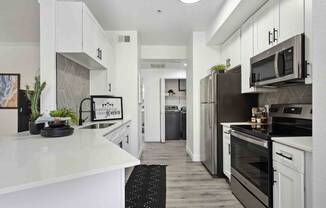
273, 142, 304, 174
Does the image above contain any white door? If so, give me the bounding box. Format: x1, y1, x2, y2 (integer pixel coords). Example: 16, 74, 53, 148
274, 0, 304, 43
160, 79, 165, 143
253, 0, 275, 55
273, 161, 304, 208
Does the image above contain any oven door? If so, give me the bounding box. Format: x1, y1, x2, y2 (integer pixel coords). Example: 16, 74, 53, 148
231, 131, 272, 207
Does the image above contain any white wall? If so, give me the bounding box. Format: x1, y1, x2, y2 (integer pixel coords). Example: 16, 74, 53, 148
0, 43, 40, 135
312, 0, 326, 207
141, 45, 187, 60
186, 32, 220, 161
142, 69, 186, 142
107, 31, 141, 157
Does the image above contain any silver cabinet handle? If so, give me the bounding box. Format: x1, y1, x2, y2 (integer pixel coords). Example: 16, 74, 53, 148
268, 31, 273, 45
273, 28, 278, 42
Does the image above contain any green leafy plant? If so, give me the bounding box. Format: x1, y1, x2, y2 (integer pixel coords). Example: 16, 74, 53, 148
50, 108, 78, 124
25, 76, 46, 122
210, 64, 226, 72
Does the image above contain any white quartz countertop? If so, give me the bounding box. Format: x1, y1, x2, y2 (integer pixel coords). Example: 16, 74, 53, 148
272, 137, 312, 152
220, 122, 253, 127
0, 120, 140, 195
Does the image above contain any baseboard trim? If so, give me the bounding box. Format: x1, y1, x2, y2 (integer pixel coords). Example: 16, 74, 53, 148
186, 145, 201, 162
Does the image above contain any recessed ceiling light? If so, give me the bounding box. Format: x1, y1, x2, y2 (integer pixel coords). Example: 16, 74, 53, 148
179, 0, 201, 4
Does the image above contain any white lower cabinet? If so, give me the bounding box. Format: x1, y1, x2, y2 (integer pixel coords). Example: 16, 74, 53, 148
223, 126, 231, 180
273, 142, 305, 208
105, 122, 132, 154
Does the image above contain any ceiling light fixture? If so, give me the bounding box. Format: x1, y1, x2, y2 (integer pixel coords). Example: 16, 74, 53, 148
179, 0, 201, 4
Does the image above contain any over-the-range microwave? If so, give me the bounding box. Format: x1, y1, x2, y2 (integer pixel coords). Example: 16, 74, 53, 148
250, 34, 306, 87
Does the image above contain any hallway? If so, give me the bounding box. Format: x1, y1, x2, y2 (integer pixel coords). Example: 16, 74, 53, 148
141, 140, 243, 208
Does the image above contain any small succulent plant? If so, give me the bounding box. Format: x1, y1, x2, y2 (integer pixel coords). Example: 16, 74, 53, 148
25, 76, 46, 122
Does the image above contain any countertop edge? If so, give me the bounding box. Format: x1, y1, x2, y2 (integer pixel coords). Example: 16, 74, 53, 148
272, 137, 313, 152
0, 159, 140, 196
0, 119, 139, 196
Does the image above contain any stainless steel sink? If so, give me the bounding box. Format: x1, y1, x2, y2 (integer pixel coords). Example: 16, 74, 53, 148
81, 123, 115, 129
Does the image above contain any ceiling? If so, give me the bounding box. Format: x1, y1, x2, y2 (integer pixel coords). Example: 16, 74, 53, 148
0, 0, 224, 45
83, 0, 225, 45
0, 0, 40, 42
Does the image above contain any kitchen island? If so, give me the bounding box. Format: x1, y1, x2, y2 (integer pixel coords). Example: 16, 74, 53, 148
0, 120, 139, 208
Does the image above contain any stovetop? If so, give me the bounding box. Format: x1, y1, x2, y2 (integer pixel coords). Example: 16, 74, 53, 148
231, 123, 312, 140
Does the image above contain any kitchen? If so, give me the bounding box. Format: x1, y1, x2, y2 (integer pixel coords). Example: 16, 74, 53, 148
0, 0, 325, 208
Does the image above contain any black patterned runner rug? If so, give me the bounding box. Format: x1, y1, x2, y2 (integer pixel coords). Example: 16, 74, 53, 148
125, 165, 166, 208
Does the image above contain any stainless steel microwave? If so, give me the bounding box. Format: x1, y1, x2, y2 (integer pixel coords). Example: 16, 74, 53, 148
250, 34, 305, 87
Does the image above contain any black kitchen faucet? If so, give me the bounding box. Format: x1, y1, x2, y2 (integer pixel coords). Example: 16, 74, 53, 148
79, 97, 92, 126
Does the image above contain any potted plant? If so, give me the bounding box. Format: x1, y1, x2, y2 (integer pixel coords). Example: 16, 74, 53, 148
50, 108, 78, 127
25, 76, 46, 135
210, 64, 226, 74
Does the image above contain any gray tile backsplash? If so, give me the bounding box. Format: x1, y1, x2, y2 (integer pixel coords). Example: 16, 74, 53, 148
259, 85, 312, 106
56, 54, 90, 117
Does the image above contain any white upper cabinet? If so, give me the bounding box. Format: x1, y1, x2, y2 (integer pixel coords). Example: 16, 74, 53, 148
253, 0, 304, 55
56, 2, 108, 70
241, 17, 274, 93
274, 0, 304, 44
221, 30, 241, 70
241, 17, 254, 93
253, 0, 275, 55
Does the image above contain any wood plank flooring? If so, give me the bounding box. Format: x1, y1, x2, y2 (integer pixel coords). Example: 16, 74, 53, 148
141, 140, 243, 208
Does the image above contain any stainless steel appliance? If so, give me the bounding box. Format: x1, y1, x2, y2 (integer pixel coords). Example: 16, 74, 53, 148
200, 69, 257, 177
230, 104, 312, 208
165, 105, 181, 140
250, 34, 305, 87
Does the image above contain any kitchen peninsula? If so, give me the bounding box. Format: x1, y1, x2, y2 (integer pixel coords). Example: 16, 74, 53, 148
0, 120, 139, 208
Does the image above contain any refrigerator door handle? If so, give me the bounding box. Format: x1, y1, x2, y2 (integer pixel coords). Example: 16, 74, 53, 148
208, 105, 212, 129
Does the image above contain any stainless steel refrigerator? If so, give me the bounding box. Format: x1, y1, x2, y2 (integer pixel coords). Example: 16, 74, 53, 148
200, 69, 257, 177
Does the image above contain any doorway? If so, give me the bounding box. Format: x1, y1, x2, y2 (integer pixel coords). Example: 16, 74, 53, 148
160, 79, 187, 142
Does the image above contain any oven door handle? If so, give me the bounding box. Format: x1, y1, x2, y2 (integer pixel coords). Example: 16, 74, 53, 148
231, 131, 268, 148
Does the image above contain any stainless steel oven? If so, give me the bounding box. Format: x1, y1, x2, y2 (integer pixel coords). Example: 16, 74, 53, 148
231, 131, 273, 208
250, 34, 305, 87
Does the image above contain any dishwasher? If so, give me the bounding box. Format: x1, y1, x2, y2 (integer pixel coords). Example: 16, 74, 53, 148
165, 105, 180, 140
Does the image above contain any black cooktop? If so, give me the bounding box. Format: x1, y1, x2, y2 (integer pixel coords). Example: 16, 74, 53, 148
231, 123, 312, 140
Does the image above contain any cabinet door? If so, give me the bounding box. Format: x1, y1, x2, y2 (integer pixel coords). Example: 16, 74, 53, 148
82, 6, 98, 60
273, 161, 304, 208
253, 0, 275, 55
274, 0, 304, 44
241, 17, 255, 93
106, 41, 115, 94
223, 127, 231, 179
221, 41, 230, 69
221, 30, 241, 70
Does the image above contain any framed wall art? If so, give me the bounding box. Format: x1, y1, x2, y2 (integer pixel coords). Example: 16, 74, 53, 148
91, 96, 123, 121
0, 74, 20, 109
